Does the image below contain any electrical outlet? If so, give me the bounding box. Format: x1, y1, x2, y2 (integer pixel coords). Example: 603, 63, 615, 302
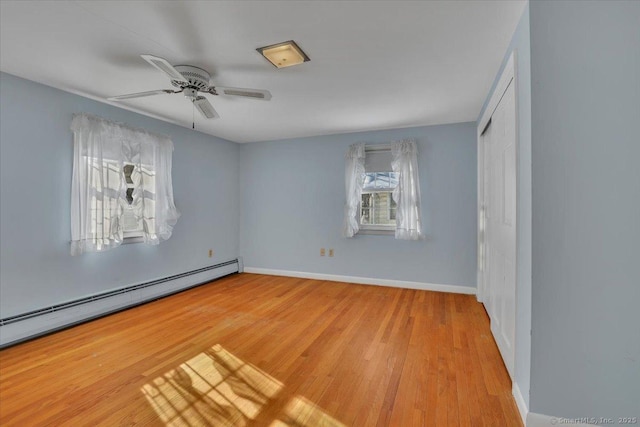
329, 249, 334, 257
320, 248, 326, 256
208, 249, 213, 258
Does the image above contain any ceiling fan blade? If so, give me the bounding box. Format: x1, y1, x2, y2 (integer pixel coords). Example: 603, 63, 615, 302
108, 89, 180, 101
141, 54, 188, 84
193, 96, 219, 119
212, 86, 272, 101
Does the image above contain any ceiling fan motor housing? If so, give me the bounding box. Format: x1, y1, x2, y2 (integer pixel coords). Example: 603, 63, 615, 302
171, 65, 211, 91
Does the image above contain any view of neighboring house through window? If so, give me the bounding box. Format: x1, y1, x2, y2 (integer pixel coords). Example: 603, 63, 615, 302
360, 172, 398, 227
359, 146, 398, 232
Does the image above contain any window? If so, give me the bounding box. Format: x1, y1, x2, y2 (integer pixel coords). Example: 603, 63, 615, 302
343, 139, 422, 240
71, 113, 179, 255
360, 172, 399, 230
358, 147, 397, 234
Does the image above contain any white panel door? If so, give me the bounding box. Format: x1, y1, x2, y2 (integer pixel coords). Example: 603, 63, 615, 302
483, 78, 516, 378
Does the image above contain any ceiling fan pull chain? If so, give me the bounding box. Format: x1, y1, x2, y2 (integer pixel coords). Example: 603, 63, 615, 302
192, 100, 195, 130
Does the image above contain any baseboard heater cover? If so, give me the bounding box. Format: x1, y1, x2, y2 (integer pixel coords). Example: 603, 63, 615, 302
0, 259, 239, 348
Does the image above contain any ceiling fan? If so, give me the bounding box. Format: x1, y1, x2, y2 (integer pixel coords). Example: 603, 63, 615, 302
108, 54, 272, 120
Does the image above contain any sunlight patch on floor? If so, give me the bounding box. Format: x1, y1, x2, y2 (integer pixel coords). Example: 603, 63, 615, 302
142, 344, 344, 427
271, 396, 345, 427
142, 344, 283, 426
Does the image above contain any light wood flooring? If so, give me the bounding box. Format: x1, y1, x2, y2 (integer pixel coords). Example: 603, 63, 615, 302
0, 273, 522, 426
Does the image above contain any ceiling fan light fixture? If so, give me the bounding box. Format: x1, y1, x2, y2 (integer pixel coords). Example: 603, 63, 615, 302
257, 40, 309, 69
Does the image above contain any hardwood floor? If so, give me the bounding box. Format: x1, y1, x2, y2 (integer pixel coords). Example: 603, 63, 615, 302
0, 273, 522, 426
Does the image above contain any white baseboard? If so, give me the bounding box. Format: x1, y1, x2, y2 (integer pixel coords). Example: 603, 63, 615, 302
0, 261, 238, 347
527, 412, 599, 427
513, 382, 528, 425
243, 267, 476, 295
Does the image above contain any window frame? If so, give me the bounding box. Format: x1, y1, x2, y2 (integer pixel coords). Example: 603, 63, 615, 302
358, 145, 397, 236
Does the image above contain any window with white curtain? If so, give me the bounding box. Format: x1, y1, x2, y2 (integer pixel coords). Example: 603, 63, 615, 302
70, 113, 179, 255
343, 139, 422, 240
360, 146, 398, 234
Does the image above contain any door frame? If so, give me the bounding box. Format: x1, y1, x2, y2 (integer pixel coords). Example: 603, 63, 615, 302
477, 51, 519, 380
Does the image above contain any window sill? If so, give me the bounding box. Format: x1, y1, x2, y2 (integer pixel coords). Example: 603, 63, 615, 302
357, 228, 395, 236
122, 236, 144, 244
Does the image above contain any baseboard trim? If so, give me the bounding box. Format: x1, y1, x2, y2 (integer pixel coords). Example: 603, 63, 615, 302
512, 382, 528, 425
243, 267, 476, 295
0, 260, 239, 348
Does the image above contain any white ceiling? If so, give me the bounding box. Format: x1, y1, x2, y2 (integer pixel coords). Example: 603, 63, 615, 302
0, 1, 526, 143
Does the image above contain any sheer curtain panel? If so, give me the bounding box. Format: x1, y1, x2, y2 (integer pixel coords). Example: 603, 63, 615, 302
70, 113, 179, 255
391, 139, 423, 240
343, 143, 366, 237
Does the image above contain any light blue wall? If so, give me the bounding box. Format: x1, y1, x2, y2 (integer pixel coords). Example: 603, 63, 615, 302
239, 123, 477, 288
529, 0, 640, 418
478, 4, 532, 409
0, 72, 240, 318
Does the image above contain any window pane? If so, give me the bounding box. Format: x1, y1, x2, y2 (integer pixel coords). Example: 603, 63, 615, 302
361, 193, 372, 208
123, 164, 134, 184
360, 172, 397, 228
360, 208, 371, 224
375, 172, 390, 189
126, 188, 134, 205
362, 173, 376, 191
373, 193, 388, 224
389, 172, 399, 188
362, 172, 399, 190
360, 191, 397, 226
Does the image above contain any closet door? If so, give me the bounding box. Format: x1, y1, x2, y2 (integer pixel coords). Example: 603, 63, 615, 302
483, 78, 517, 378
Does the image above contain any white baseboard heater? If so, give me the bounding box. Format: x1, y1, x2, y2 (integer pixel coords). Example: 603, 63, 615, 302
0, 258, 242, 348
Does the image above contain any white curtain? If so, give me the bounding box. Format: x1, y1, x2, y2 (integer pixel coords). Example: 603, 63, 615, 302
343, 143, 365, 237
391, 139, 423, 240
70, 113, 180, 255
